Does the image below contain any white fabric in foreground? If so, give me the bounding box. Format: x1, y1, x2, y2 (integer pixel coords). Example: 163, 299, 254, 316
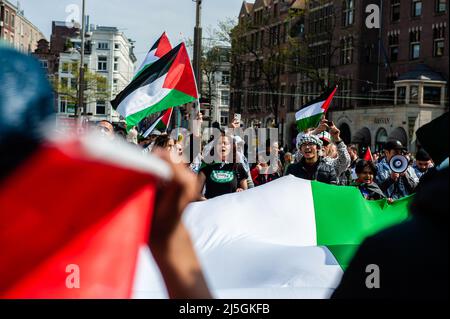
132, 176, 344, 299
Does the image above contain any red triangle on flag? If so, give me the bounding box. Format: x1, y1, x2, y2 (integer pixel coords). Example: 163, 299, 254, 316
364, 147, 374, 161
155, 32, 172, 58
163, 43, 198, 99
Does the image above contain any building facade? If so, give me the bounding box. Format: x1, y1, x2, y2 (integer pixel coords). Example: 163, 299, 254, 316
0, 0, 45, 52
231, 0, 448, 151
201, 46, 232, 129
44, 21, 137, 123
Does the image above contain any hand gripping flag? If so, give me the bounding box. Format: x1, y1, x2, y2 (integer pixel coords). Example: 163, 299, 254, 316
111, 43, 198, 129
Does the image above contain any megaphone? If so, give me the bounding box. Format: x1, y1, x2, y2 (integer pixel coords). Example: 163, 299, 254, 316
389, 155, 409, 174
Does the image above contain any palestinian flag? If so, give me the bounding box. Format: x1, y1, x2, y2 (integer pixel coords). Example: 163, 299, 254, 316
134, 176, 411, 299
363, 147, 374, 161
142, 108, 174, 138
111, 43, 198, 130
296, 86, 338, 132
134, 32, 172, 80
0, 135, 170, 298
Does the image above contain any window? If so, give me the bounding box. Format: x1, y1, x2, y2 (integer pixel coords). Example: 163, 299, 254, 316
337, 79, 352, 109
423, 86, 441, 105
342, 0, 355, 26
340, 37, 354, 65
436, 0, 447, 13
412, 0, 422, 17
433, 25, 446, 57
391, 0, 400, 22
411, 43, 420, 59
221, 71, 230, 85
397, 86, 406, 104
4, 10, 9, 25
96, 101, 106, 115
98, 42, 109, 50
70, 78, 78, 89
62, 62, 70, 73
11, 14, 15, 28
60, 78, 68, 88
114, 57, 119, 71
114, 43, 120, 50
389, 33, 400, 62
409, 29, 421, 60
273, 2, 279, 17
98, 56, 107, 71
410, 86, 419, 104
221, 91, 230, 106
59, 99, 67, 113
220, 111, 229, 126
113, 79, 118, 92
40, 60, 48, 69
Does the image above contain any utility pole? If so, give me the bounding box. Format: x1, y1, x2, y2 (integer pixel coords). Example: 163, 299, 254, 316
193, 0, 203, 95
76, 0, 86, 119
376, 0, 383, 93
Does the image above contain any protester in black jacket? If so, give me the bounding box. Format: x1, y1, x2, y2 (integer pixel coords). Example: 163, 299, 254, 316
286, 134, 338, 184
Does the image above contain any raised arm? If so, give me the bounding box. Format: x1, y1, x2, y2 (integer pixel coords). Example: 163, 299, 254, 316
149, 150, 212, 299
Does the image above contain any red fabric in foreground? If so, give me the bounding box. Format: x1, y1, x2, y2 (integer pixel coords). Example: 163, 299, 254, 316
0, 141, 157, 298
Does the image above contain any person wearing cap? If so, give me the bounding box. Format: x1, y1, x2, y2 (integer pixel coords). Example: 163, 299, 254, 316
413, 149, 434, 179
375, 140, 419, 200
286, 134, 338, 184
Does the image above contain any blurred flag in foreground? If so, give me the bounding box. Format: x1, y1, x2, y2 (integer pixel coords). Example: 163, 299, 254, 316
0, 135, 169, 298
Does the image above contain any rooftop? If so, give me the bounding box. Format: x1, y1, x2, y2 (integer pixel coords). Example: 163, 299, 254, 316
398, 64, 447, 82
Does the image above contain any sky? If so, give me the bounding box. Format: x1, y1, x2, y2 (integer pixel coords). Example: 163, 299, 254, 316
16, 0, 244, 65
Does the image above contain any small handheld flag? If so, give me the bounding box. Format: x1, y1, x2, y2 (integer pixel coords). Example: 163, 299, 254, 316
142, 108, 174, 138
364, 147, 374, 162
295, 86, 338, 132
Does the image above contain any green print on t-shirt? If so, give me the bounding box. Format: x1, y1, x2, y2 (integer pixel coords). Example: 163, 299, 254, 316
211, 170, 235, 183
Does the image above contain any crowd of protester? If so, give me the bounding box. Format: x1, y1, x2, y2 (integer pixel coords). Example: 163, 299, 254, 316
98, 113, 431, 203
1, 46, 447, 300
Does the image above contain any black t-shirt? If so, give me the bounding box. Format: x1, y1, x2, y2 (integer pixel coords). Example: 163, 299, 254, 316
200, 162, 248, 199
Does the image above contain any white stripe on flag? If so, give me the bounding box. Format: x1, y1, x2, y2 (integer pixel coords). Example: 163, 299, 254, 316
117, 74, 171, 118
295, 100, 325, 121
131, 176, 345, 299
134, 49, 157, 77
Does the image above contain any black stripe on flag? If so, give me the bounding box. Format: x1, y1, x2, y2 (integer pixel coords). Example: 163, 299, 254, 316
111, 43, 183, 110
297, 85, 338, 111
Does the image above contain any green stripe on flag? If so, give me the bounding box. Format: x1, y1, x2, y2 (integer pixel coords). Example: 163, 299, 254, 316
125, 89, 196, 128
296, 113, 324, 132
311, 181, 411, 269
